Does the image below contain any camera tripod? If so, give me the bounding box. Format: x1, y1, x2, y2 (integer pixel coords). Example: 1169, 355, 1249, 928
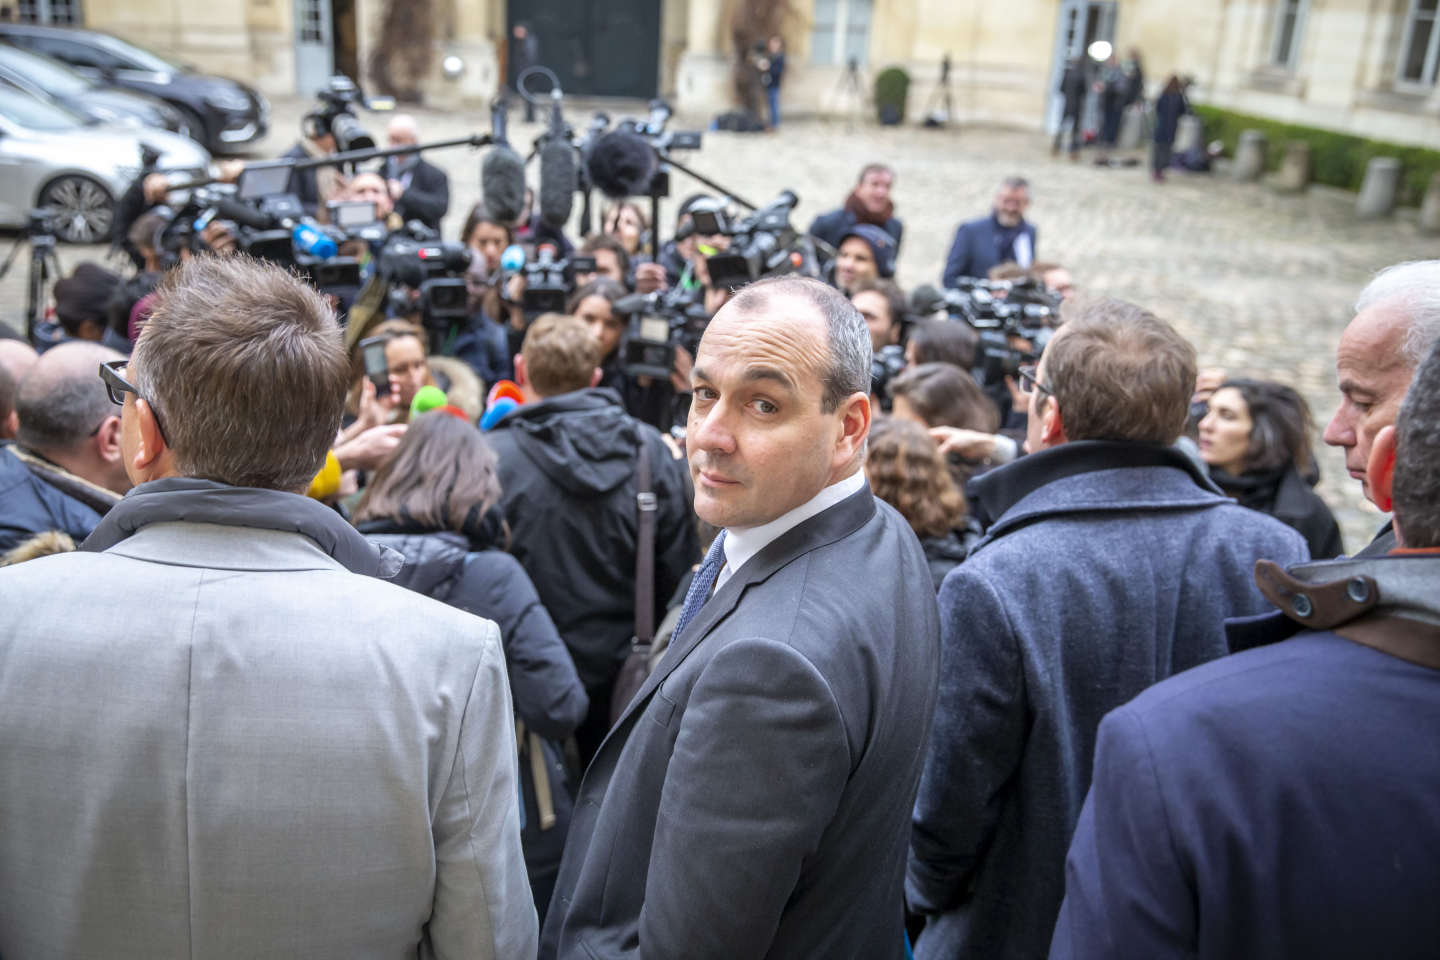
0, 212, 62, 345
831, 56, 867, 128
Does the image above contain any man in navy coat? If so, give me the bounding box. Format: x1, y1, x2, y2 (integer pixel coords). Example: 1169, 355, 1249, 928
941, 176, 1037, 287
907, 298, 1307, 960
1051, 336, 1440, 960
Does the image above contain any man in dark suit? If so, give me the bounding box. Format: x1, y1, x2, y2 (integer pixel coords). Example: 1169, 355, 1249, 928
941, 176, 1037, 287
384, 115, 450, 234
540, 275, 941, 959
1050, 336, 1440, 960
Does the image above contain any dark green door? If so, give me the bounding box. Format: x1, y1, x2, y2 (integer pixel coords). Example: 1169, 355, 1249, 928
508, 0, 661, 99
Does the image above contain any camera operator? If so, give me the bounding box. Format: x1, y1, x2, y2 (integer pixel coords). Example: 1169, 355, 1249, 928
460, 205, 527, 355
657, 193, 715, 289
942, 176, 1037, 288
851, 278, 907, 353
831, 224, 897, 296
601, 201, 649, 259
570, 278, 685, 431
808, 163, 903, 257
576, 235, 630, 289
382, 115, 450, 234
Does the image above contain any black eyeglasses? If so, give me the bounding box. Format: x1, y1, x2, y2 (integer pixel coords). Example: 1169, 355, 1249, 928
1017, 363, 1052, 399
99, 359, 166, 442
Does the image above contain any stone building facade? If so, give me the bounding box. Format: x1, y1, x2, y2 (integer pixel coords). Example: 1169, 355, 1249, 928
19, 0, 1438, 148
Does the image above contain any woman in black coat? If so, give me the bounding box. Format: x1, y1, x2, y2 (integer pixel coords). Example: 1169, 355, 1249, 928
353, 411, 589, 923
1152, 74, 1189, 181
1198, 379, 1344, 558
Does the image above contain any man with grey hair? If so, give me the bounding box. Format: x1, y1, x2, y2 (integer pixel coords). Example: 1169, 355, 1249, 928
942, 175, 1037, 287
0, 254, 537, 958
1324, 259, 1440, 555
1050, 335, 1440, 960
0, 340, 126, 553
384, 113, 449, 232
541, 275, 941, 959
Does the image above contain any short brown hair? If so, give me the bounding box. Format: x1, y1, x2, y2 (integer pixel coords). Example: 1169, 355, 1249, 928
132, 255, 349, 490
851, 278, 906, 332
521, 313, 599, 397
865, 418, 967, 538
1042, 297, 1196, 445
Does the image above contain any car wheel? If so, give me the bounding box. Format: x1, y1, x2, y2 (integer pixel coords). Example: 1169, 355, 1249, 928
39, 175, 115, 244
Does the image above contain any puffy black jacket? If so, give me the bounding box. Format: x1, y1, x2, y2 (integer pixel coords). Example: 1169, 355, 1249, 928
921, 520, 983, 592
359, 517, 588, 919
487, 388, 698, 695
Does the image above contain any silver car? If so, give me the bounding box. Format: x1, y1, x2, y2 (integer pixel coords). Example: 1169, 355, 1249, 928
0, 83, 210, 243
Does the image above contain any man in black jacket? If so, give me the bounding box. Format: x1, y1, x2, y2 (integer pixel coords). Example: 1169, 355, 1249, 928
489, 314, 699, 760
808, 163, 904, 259
384, 115, 450, 234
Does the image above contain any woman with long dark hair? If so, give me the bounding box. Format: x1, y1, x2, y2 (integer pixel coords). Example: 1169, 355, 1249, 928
354, 411, 589, 921
1198, 379, 1342, 557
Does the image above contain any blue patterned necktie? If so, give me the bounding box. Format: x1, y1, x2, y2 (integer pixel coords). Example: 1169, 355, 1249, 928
672, 531, 728, 641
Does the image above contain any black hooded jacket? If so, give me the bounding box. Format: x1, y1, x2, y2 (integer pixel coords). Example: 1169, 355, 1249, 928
359, 515, 588, 916
487, 388, 699, 693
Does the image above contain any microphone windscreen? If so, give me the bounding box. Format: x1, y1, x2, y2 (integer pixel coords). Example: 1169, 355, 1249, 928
538, 138, 576, 231
499, 244, 527, 272
481, 145, 527, 224
410, 384, 449, 420
585, 129, 656, 199
909, 283, 946, 316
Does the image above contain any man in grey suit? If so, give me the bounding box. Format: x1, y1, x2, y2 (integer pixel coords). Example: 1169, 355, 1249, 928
0, 255, 537, 959
540, 275, 941, 959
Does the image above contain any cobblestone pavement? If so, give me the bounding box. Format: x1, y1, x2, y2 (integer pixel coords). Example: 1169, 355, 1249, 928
7, 97, 1438, 550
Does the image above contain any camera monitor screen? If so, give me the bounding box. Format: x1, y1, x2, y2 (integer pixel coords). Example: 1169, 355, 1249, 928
330, 201, 379, 229
237, 162, 295, 201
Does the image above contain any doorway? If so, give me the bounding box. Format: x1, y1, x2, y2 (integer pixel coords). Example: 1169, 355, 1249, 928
506, 0, 663, 99
1045, 0, 1116, 133
295, 0, 360, 95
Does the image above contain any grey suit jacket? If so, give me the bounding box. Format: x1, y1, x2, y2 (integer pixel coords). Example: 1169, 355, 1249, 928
0, 480, 537, 959
540, 486, 941, 959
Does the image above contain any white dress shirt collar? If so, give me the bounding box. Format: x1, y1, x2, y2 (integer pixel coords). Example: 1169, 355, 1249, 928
716, 469, 867, 590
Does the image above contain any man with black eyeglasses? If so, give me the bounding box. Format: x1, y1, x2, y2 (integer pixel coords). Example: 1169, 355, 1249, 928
907, 297, 1309, 960
0, 340, 127, 554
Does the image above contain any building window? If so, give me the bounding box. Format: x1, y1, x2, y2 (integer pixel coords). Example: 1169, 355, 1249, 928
16, 0, 82, 23
811, 0, 873, 68
1270, 0, 1307, 69
298, 0, 325, 45
1398, 0, 1440, 86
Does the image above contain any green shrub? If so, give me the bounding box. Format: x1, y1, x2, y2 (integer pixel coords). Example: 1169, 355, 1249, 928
1193, 104, 1440, 207
874, 67, 910, 125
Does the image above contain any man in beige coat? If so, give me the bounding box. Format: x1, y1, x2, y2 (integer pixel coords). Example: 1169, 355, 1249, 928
0, 255, 537, 959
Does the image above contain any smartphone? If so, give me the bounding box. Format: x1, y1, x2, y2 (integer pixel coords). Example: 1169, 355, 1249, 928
359, 335, 390, 398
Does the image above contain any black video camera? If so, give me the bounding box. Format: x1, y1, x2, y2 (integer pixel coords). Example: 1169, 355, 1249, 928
520, 244, 597, 313
379, 236, 473, 326
689, 191, 819, 289
302, 75, 393, 152
614, 286, 710, 378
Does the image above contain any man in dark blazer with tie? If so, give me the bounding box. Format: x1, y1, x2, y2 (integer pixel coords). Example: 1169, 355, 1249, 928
540, 275, 941, 959
941, 176, 1037, 288
384, 115, 450, 234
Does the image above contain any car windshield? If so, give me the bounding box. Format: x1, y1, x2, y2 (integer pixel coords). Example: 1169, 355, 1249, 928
95, 33, 176, 73
0, 44, 91, 96
0, 84, 84, 130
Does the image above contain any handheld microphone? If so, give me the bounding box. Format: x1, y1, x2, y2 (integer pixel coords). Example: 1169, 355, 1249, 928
585, 129, 657, 199
499, 244, 527, 274
481, 144, 527, 225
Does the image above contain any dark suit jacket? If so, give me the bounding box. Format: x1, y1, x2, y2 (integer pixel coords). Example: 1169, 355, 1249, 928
540, 486, 941, 959
1051, 627, 1440, 960
941, 215, 1037, 288
391, 158, 450, 233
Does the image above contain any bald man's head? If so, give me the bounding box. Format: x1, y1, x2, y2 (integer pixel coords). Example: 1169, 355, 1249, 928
16, 341, 123, 454
0, 338, 39, 385
387, 114, 419, 147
